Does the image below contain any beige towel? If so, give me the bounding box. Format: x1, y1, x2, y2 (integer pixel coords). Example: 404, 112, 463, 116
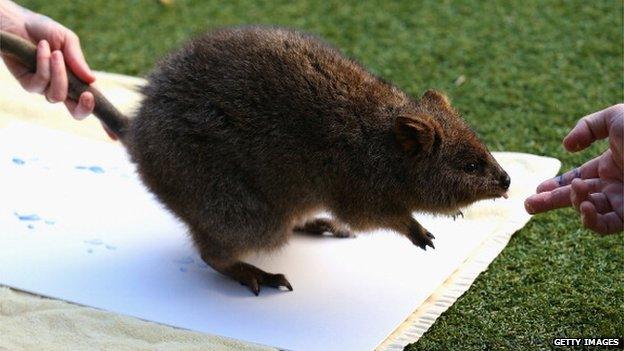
0, 287, 273, 351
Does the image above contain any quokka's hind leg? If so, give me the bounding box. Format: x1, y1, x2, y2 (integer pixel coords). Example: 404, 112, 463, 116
293, 218, 355, 238
201, 252, 293, 296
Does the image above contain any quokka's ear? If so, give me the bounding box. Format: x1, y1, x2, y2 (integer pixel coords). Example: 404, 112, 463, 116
421, 90, 452, 111
395, 114, 443, 156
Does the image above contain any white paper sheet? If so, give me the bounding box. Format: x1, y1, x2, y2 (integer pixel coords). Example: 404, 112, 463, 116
0, 122, 560, 351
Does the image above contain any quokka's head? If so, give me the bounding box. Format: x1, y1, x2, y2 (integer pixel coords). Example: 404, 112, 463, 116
394, 90, 510, 213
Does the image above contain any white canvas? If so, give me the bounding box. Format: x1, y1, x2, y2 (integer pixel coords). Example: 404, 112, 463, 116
0, 122, 560, 351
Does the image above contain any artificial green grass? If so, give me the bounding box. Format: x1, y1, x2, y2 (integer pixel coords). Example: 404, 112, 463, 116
17, 0, 623, 349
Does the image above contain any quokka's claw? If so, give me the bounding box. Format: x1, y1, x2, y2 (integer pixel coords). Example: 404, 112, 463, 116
235, 266, 293, 296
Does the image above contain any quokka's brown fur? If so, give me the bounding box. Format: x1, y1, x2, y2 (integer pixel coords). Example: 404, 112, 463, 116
121, 26, 510, 295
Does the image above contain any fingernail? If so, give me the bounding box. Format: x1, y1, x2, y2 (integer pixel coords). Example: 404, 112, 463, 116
524, 200, 534, 214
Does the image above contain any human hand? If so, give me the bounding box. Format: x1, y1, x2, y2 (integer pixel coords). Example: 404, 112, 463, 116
0, 2, 96, 120
524, 104, 624, 235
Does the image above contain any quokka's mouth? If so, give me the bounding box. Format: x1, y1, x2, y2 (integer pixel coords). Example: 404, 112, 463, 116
482, 189, 509, 201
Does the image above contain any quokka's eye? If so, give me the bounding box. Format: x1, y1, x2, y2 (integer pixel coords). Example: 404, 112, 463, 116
463, 162, 478, 173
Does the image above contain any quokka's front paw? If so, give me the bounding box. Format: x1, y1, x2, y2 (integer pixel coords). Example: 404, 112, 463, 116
407, 226, 435, 250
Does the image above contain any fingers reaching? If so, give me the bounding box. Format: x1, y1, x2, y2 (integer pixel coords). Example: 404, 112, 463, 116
535, 178, 561, 193
563, 105, 621, 152
535, 154, 602, 194
588, 193, 613, 214
570, 178, 603, 210
536, 167, 580, 193
526, 104, 623, 236
577, 156, 601, 180
528, 176, 624, 235
525, 185, 572, 214
570, 178, 623, 234
527, 176, 617, 213
580, 201, 624, 235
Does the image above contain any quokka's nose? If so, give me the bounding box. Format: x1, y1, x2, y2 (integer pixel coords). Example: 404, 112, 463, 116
500, 172, 511, 189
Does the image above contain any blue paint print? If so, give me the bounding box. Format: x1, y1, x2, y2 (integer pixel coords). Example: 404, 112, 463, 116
44, 220, 55, 225
14, 213, 41, 221
12, 157, 25, 165
75, 165, 105, 174
87, 248, 93, 254
84, 239, 104, 245
105, 245, 117, 250
27, 224, 34, 229
174, 256, 194, 265
179, 267, 188, 272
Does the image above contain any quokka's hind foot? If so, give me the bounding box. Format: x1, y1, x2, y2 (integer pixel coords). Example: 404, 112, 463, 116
293, 218, 355, 238
202, 254, 292, 296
